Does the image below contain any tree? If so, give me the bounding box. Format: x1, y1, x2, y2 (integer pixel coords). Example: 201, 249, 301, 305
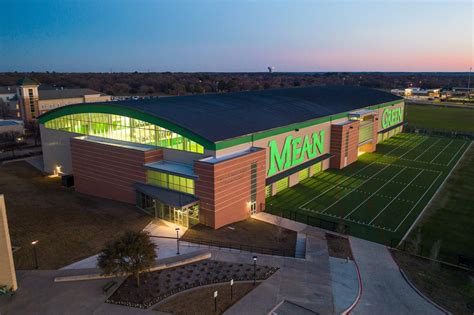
0, 99, 8, 119
97, 231, 156, 287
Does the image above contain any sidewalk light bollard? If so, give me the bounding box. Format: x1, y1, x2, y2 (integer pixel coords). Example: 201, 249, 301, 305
175, 227, 180, 255
230, 279, 234, 300
31, 240, 39, 269
253, 256, 257, 286
214, 290, 218, 312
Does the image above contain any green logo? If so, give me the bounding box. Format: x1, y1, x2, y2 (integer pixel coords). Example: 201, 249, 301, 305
382, 107, 403, 129
267, 130, 325, 176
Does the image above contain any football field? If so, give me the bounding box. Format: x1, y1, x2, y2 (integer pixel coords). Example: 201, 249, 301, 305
266, 133, 470, 245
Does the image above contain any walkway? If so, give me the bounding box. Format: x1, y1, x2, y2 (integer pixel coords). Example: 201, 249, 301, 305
350, 237, 445, 315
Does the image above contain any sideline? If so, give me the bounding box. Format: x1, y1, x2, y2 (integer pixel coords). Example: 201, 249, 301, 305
398, 141, 472, 246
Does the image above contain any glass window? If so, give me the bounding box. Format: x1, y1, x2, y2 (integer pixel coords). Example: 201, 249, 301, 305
147, 170, 195, 195
44, 112, 204, 154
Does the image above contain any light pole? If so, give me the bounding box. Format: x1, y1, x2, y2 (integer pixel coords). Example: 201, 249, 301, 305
252, 256, 257, 286
31, 240, 39, 269
175, 227, 180, 255
230, 278, 234, 300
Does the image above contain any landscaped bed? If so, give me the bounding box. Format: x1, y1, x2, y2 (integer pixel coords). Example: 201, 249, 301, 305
326, 233, 353, 260
106, 259, 278, 309
182, 218, 297, 257
154, 283, 257, 315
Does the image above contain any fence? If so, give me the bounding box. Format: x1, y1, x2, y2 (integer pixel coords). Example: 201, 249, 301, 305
390, 238, 474, 269
179, 236, 294, 257
265, 204, 350, 235
405, 125, 474, 140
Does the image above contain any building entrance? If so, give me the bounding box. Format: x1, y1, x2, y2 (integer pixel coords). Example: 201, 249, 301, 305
136, 192, 199, 227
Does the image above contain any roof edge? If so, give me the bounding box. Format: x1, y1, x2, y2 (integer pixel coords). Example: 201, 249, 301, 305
214, 99, 404, 150
37, 103, 216, 150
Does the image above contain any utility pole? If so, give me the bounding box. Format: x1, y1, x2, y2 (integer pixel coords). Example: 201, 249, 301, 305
468, 67, 472, 100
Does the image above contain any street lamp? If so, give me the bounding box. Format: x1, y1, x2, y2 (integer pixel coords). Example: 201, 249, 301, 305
31, 240, 39, 269
175, 227, 180, 255
252, 256, 257, 286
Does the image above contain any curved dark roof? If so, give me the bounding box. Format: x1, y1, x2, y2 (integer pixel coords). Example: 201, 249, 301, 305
40, 85, 401, 144
108, 86, 400, 142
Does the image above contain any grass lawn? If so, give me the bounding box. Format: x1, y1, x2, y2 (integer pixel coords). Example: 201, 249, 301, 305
407, 104, 474, 132
0, 161, 151, 269
403, 143, 474, 264
155, 283, 257, 315
392, 250, 474, 315
182, 218, 297, 257
266, 133, 469, 245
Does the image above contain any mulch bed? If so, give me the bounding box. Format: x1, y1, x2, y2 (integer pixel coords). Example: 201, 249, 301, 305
106, 259, 278, 309
326, 233, 354, 260
154, 283, 257, 315
182, 218, 297, 257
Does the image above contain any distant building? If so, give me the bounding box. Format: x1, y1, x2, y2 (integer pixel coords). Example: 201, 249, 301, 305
2, 78, 112, 123
0, 86, 20, 119
390, 87, 441, 99
0, 120, 24, 140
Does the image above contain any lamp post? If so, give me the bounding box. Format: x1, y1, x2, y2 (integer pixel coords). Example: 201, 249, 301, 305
214, 290, 218, 312
175, 227, 180, 255
252, 256, 257, 286
230, 278, 234, 300
31, 240, 39, 269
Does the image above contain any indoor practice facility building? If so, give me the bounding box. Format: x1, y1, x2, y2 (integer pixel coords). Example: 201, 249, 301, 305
38, 86, 404, 228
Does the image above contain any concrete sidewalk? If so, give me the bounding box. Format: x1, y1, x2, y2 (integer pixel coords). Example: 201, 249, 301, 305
350, 237, 445, 315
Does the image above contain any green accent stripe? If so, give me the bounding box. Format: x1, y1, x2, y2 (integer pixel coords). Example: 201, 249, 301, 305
38, 104, 216, 150
215, 100, 403, 150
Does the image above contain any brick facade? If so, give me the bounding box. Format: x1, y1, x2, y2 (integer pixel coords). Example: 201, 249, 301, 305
330, 120, 360, 169
194, 149, 266, 229
71, 138, 162, 203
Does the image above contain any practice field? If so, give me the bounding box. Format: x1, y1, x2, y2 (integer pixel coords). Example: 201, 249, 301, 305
266, 133, 470, 245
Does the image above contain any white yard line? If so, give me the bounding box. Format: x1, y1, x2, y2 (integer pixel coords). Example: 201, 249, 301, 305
344, 167, 406, 219
298, 162, 380, 209
318, 164, 391, 214
398, 141, 472, 246
383, 134, 423, 157
394, 171, 442, 232
397, 136, 430, 159
430, 140, 453, 163
447, 142, 467, 166
413, 138, 442, 161
368, 170, 425, 225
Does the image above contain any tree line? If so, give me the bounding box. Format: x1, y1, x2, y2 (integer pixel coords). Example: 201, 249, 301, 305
0, 72, 469, 96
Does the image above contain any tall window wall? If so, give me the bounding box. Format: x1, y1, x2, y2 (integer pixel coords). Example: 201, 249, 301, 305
44, 113, 204, 153
147, 170, 195, 195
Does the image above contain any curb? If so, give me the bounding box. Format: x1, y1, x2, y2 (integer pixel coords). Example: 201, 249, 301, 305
398, 268, 451, 315
341, 238, 362, 315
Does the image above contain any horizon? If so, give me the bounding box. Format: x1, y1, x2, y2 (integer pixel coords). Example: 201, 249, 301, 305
0, 0, 472, 72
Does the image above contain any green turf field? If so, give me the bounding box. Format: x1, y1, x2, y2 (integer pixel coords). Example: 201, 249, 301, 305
266, 133, 470, 245
407, 104, 474, 132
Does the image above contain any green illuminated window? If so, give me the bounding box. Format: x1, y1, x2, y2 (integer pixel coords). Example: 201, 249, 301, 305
147, 170, 195, 195
44, 113, 204, 154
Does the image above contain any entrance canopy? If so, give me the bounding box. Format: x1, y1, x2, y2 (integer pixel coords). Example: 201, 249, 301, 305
134, 183, 198, 208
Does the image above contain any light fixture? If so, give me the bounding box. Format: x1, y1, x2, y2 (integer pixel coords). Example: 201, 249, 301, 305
31, 240, 39, 245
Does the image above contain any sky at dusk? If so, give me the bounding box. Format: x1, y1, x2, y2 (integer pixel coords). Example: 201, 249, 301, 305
0, 0, 472, 72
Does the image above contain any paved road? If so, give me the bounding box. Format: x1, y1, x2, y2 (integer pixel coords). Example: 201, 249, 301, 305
350, 237, 444, 315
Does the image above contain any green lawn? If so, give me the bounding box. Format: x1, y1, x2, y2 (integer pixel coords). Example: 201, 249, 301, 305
266, 133, 469, 246
403, 142, 474, 264
407, 104, 474, 132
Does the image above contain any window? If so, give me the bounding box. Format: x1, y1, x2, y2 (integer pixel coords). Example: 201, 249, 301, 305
147, 170, 195, 195
250, 162, 257, 202
265, 185, 272, 198
298, 168, 309, 181
274, 177, 289, 194
44, 113, 204, 153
